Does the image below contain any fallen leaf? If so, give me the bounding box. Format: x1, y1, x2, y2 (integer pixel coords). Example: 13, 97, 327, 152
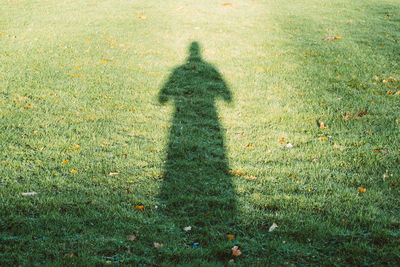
395, 91, 400, 95
109, 172, 119, 176
221, 2, 233, 6
232, 170, 246, 176
236, 133, 245, 138
245, 175, 257, 180
319, 121, 327, 129
102, 58, 108, 63
154, 242, 163, 248
358, 187, 366, 193
343, 113, 353, 120
358, 110, 367, 117
387, 90, 394, 95
231, 246, 242, 257
290, 174, 296, 178
135, 204, 144, 211
226, 234, 235, 240
246, 143, 254, 149
183, 226, 192, 231
24, 104, 34, 109
268, 222, 278, 232
21, 192, 38, 196
324, 36, 341, 41
373, 149, 388, 153
320, 137, 327, 140
72, 144, 80, 149
62, 159, 69, 164
71, 169, 78, 174
279, 138, 286, 143
127, 234, 136, 241
364, 131, 373, 134
138, 15, 147, 19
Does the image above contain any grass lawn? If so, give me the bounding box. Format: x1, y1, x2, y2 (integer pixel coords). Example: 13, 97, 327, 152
1, 0, 399, 265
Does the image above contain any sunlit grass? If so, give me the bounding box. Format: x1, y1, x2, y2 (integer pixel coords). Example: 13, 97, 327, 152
1, 0, 399, 265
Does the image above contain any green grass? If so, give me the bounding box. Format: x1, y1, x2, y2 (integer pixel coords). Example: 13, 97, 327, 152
1, 0, 399, 265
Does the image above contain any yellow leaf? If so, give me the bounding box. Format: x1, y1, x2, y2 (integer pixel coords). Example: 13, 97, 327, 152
358, 187, 366, 193
246, 143, 254, 149
135, 204, 144, 211
226, 234, 235, 240
279, 138, 286, 143
62, 159, 69, 164
24, 104, 34, 109
72, 145, 80, 149
102, 58, 108, 63
71, 169, 78, 174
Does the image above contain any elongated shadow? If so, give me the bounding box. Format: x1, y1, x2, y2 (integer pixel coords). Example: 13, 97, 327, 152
158, 42, 235, 254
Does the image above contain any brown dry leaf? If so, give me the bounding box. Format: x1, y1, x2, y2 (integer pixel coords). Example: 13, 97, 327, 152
358, 110, 367, 117
236, 133, 245, 138
333, 143, 345, 151
364, 131, 373, 134
154, 242, 163, 248
395, 90, 400, 95
231, 246, 242, 257
127, 234, 136, 241
387, 90, 394, 95
343, 113, 353, 120
290, 174, 296, 178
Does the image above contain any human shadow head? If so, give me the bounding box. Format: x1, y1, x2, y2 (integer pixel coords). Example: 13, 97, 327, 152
188, 41, 202, 62
158, 41, 232, 104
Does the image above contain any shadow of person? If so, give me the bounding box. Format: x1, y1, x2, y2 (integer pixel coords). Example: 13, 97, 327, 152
158, 41, 236, 259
